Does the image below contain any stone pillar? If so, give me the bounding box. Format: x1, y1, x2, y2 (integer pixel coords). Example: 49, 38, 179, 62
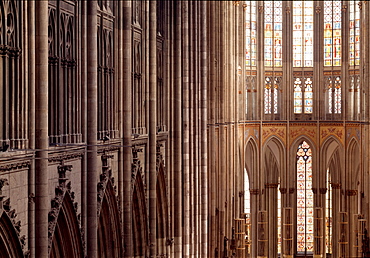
200, 1, 208, 257
34, 1, 49, 257
174, 1, 183, 257
149, 1, 157, 257
27, 1, 35, 257
122, 1, 133, 257
86, 1, 98, 257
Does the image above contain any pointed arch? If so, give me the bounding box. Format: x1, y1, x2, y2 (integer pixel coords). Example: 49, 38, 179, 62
97, 180, 123, 258
50, 192, 84, 258
132, 169, 148, 257
347, 138, 360, 188
0, 210, 24, 258
156, 157, 169, 256
244, 137, 258, 187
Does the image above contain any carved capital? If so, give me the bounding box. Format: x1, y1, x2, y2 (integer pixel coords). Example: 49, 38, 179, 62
342, 4, 348, 13
319, 188, 327, 194
249, 189, 259, 195
331, 182, 341, 189
312, 188, 317, 194
285, 6, 291, 14
315, 5, 321, 14
239, 191, 244, 197
358, 1, 363, 10
346, 189, 358, 196
279, 188, 287, 194
289, 188, 295, 194
258, 5, 263, 13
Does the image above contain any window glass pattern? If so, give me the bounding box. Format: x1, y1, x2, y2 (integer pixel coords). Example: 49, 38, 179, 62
264, 1, 282, 67
294, 77, 313, 114
245, 1, 257, 67
326, 169, 332, 254
327, 76, 342, 114
324, 1, 342, 66
264, 76, 280, 114
349, 1, 360, 66
244, 168, 250, 214
297, 141, 313, 253
293, 1, 314, 67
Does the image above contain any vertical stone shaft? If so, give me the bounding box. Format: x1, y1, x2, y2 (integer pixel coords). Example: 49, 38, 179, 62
34, 1, 49, 257
122, 1, 133, 257
182, 1, 190, 257
86, 1, 98, 257
174, 2, 183, 257
149, 1, 157, 257
200, 1, 208, 256
27, 1, 35, 257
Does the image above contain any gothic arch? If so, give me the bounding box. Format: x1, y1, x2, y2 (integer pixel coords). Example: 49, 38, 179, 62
321, 136, 343, 185
244, 138, 258, 189
49, 192, 84, 258
156, 155, 169, 256
97, 180, 123, 258
347, 138, 361, 190
132, 170, 148, 257
0, 209, 24, 258
263, 136, 285, 185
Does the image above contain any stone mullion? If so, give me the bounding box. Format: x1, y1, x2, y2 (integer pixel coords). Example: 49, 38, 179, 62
149, 1, 157, 257
207, 1, 216, 256
86, 1, 98, 257
188, 1, 195, 255
182, 1, 190, 256
256, 2, 264, 121
282, 1, 292, 121
314, 1, 323, 121
122, 1, 133, 256
34, 0, 49, 257
27, 1, 35, 256
200, 2, 208, 256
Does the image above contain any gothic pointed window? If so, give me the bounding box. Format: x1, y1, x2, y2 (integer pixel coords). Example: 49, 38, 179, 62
264, 76, 280, 114
297, 141, 313, 253
244, 168, 250, 214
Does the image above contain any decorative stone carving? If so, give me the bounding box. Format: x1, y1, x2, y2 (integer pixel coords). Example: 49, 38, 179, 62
289, 188, 295, 194
346, 189, 358, 196
319, 188, 327, 194
265, 183, 279, 188
279, 188, 287, 194
331, 182, 341, 189
250, 189, 259, 195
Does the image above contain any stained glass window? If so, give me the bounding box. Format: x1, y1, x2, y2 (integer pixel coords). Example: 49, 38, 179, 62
294, 78, 303, 113
324, 1, 342, 66
245, 1, 257, 67
264, 1, 282, 67
244, 168, 250, 214
326, 169, 332, 254
327, 76, 342, 114
293, 1, 314, 67
294, 77, 313, 114
264, 76, 280, 114
349, 1, 360, 66
297, 141, 313, 253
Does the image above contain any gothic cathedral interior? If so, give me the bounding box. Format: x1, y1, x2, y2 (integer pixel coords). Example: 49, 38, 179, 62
0, 1, 369, 257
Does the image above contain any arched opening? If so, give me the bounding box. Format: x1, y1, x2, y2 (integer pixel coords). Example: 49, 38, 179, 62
0, 210, 24, 258
50, 192, 84, 258
97, 181, 123, 258
156, 161, 169, 256
132, 173, 148, 257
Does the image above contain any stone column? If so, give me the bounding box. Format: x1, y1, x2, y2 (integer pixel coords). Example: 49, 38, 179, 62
174, 1, 183, 257
149, 1, 157, 257
27, 1, 35, 257
200, 2, 208, 256
122, 1, 133, 257
86, 1, 98, 257
34, 1, 49, 257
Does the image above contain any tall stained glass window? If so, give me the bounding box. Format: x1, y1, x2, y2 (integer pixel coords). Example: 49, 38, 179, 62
264, 76, 280, 114
327, 76, 342, 114
297, 141, 313, 253
294, 77, 313, 114
293, 1, 314, 67
326, 169, 333, 254
264, 1, 282, 67
349, 0, 360, 66
245, 1, 257, 67
324, 1, 342, 66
